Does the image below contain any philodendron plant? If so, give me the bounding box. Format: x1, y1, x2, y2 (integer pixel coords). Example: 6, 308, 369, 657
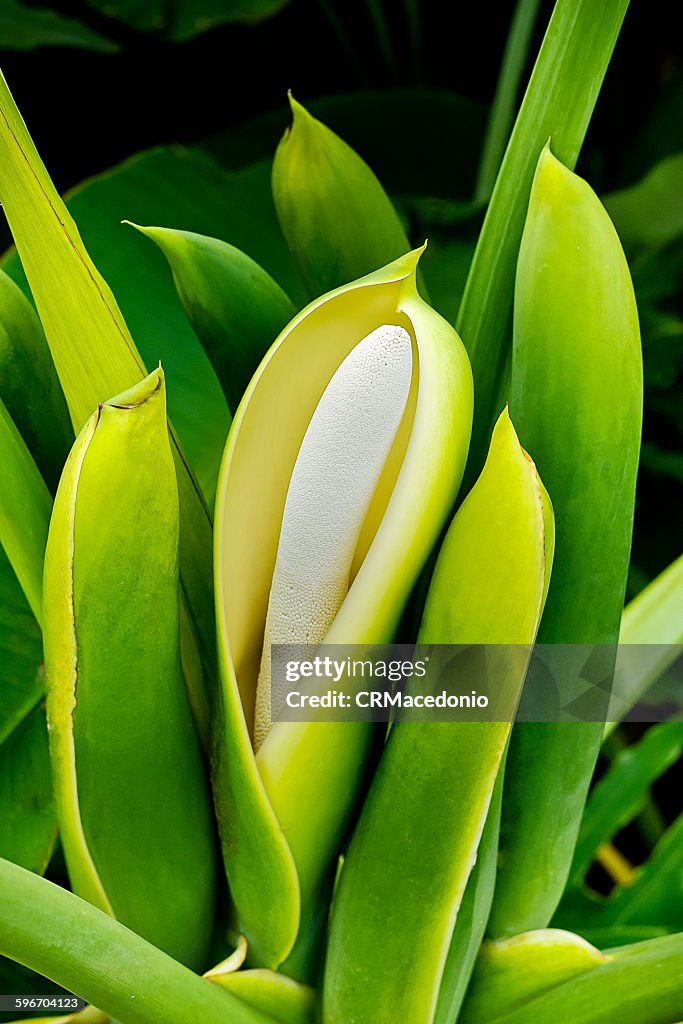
0, 1, 682, 1024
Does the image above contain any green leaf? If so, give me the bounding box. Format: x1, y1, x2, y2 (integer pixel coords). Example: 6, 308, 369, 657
489, 145, 642, 938
272, 96, 411, 298
322, 410, 553, 1024
0, 546, 43, 748
131, 225, 295, 414
0, 706, 56, 875
474, 0, 543, 204
0, 857, 275, 1024
43, 368, 217, 969
0, 1, 117, 53
211, 970, 316, 1024
84, 0, 290, 39
0, 268, 72, 491
0, 398, 51, 624
434, 767, 505, 1024
2, 149, 303, 504
604, 153, 683, 250
468, 933, 683, 1024
204, 89, 487, 201
0, 73, 216, 739
457, 0, 631, 475
571, 724, 683, 885
605, 553, 683, 735
460, 929, 607, 1024
598, 814, 683, 929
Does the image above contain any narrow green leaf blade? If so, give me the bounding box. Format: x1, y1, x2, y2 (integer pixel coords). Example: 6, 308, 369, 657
0, 69, 143, 430
571, 724, 683, 884
599, 814, 683, 929
0, 69, 215, 738
605, 553, 683, 734
457, 0, 631, 472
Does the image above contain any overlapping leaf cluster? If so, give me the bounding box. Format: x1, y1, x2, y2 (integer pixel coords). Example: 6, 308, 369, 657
0, 2, 681, 1024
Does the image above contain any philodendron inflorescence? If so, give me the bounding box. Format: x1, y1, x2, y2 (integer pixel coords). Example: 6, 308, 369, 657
0, 2, 682, 1023
213, 248, 473, 970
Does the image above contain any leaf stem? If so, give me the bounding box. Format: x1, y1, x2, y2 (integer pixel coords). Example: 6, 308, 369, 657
0, 858, 274, 1024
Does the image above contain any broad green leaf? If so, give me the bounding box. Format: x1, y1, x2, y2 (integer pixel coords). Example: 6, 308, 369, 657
0, 398, 51, 624
0, 1, 117, 53
0, 857, 274, 1024
0, 73, 216, 739
604, 153, 683, 249
0, 706, 56, 875
43, 368, 217, 969
322, 410, 553, 1024
0, 268, 72, 491
131, 225, 295, 413
84, 0, 290, 38
214, 249, 472, 969
490, 145, 642, 938
0, 547, 42, 747
272, 97, 410, 298
457, 0, 631, 474
460, 929, 607, 1023
2, 150, 303, 503
605, 553, 683, 734
571, 724, 683, 884
470, 933, 683, 1024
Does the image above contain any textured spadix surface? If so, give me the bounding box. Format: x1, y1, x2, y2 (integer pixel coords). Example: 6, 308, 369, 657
43, 368, 217, 969
254, 324, 412, 748
213, 248, 473, 969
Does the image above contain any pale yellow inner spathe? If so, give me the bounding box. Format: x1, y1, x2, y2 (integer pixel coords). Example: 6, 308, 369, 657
253, 325, 413, 749
218, 280, 418, 740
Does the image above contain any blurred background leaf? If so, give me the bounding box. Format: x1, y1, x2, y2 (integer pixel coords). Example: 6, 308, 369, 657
0, 1, 117, 53
83, 0, 291, 39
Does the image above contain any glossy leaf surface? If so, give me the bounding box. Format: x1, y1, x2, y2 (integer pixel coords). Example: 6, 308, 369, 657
322, 410, 553, 1024
490, 145, 643, 938
43, 369, 217, 969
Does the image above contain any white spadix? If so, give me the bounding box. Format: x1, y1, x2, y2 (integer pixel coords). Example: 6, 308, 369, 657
254, 323, 413, 748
